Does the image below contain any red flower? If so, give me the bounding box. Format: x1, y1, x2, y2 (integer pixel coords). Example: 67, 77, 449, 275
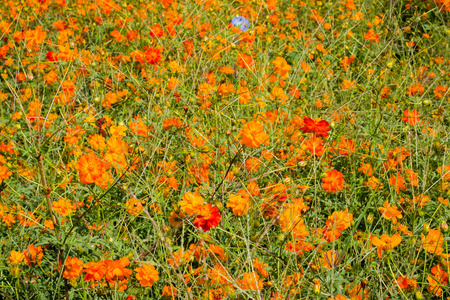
46, 51, 58, 62
301, 117, 330, 137
193, 203, 221, 231
144, 47, 163, 65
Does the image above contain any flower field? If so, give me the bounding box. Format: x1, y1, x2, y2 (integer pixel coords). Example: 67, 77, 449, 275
0, 0, 449, 298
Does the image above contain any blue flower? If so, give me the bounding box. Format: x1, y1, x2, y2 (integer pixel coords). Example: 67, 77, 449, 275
231, 15, 249, 32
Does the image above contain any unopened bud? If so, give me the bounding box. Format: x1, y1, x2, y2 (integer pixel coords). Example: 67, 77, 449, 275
313, 279, 321, 294
367, 213, 374, 225
423, 223, 430, 234
415, 291, 423, 300
440, 221, 448, 232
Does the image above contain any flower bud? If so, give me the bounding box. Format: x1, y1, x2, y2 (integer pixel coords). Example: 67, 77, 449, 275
440, 221, 448, 232
313, 279, 321, 294
422, 223, 430, 234
415, 291, 423, 300
367, 213, 374, 225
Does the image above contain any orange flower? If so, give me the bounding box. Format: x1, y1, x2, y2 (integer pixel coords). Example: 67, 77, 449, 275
52, 198, 77, 217
0, 164, 12, 183
394, 223, 412, 235
134, 263, 159, 287
427, 264, 448, 297
163, 117, 183, 130
162, 285, 178, 297
7, 250, 24, 266
437, 165, 450, 181
396, 275, 418, 290
364, 29, 379, 42
105, 257, 132, 290
412, 194, 430, 208
322, 169, 345, 192
371, 233, 401, 258
63, 256, 83, 279
240, 120, 269, 148
83, 261, 107, 282
168, 211, 186, 227
421, 229, 447, 257
402, 110, 420, 125
237, 53, 254, 69
237, 271, 264, 292
364, 176, 383, 190
126, 198, 143, 216
378, 201, 402, 224
23, 244, 44, 267
338, 137, 356, 155
323, 209, 353, 242
279, 205, 309, 240
179, 191, 204, 215
227, 190, 251, 216
76, 154, 110, 185
388, 173, 407, 194
192, 203, 221, 231
272, 56, 291, 79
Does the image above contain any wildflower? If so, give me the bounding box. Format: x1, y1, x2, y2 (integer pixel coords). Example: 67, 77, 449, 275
179, 191, 204, 215
378, 201, 402, 224
388, 173, 407, 194
134, 263, 159, 287
427, 264, 448, 297
144, 47, 163, 65
23, 244, 44, 267
240, 120, 269, 148
244, 157, 261, 172
75, 154, 109, 185
237, 52, 254, 69
279, 208, 309, 240
421, 229, 447, 257
0, 164, 12, 183
396, 275, 418, 290
394, 224, 412, 235
365, 176, 383, 190
104, 257, 132, 291
337, 137, 356, 155
323, 209, 353, 242
63, 256, 83, 279
272, 57, 291, 79
205, 244, 227, 262
8, 250, 24, 266
52, 198, 77, 217
162, 285, 178, 298
437, 165, 450, 181
341, 79, 356, 90
237, 271, 264, 292
126, 198, 143, 216
192, 203, 221, 231
301, 117, 330, 137
83, 261, 107, 282
87, 134, 106, 151
227, 190, 251, 216
371, 233, 401, 258
322, 169, 345, 192
402, 110, 420, 125
364, 29, 379, 42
